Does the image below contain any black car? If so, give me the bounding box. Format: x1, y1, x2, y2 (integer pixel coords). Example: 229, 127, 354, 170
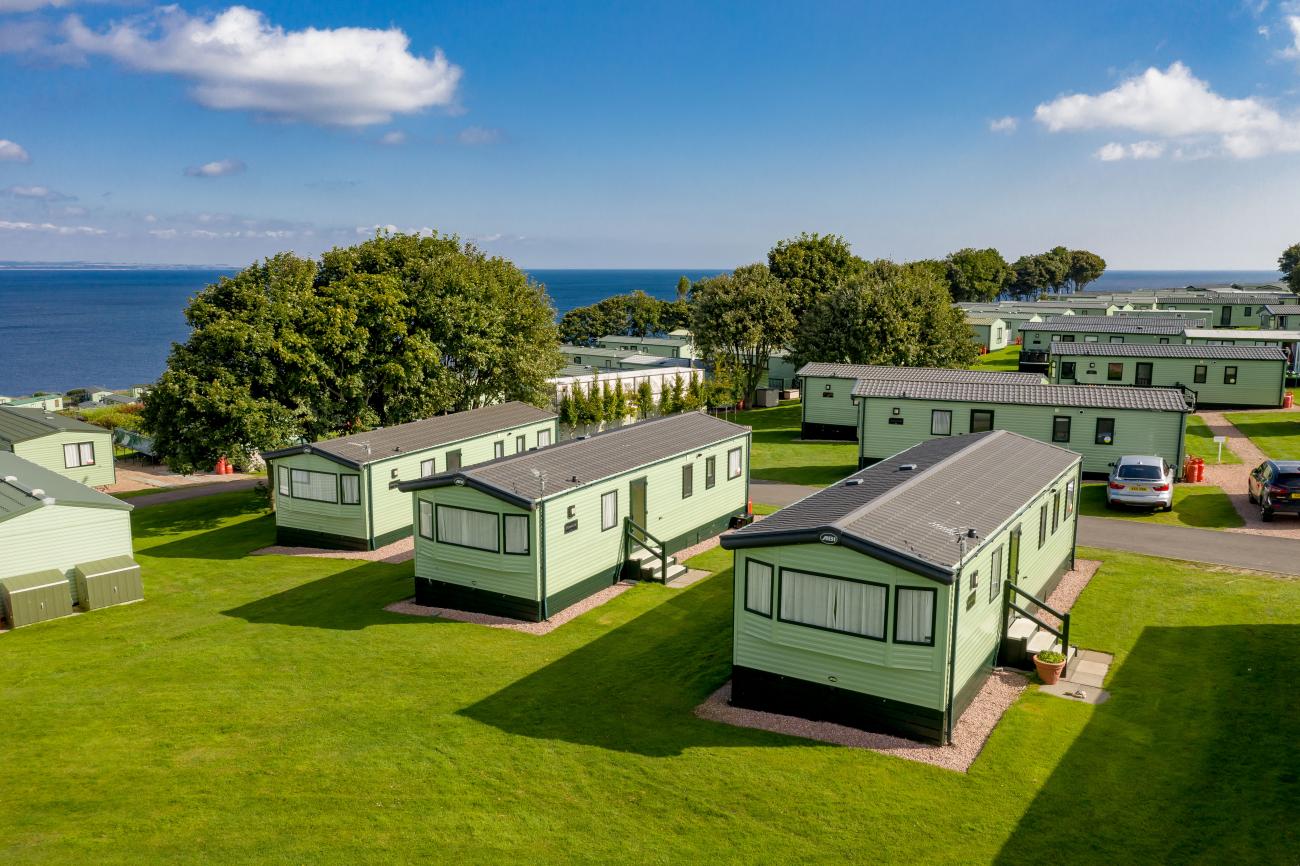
1247, 460, 1300, 521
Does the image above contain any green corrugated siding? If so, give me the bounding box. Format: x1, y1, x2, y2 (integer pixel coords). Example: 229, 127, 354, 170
412, 485, 539, 600
801, 376, 860, 429
1052, 354, 1284, 407
857, 397, 1186, 475
271, 453, 369, 542
1160, 301, 1264, 327
1024, 329, 1179, 350
733, 544, 952, 710
11, 429, 115, 487
0, 504, 134, 605
542, 433, 750, 593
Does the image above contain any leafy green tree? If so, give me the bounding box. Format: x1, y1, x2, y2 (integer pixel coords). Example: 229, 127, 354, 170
1008, 254, 1052, 300
611, 380, 629, 424
558, 290, 687, 343
767, 232, 866, 317
792, 260, 978, 369
668, 375, 686, 414
635, 380, 655, 418
1281, 243, 1300, 294
584, 377, 604, 430
143, 234, 563, 471
684, 372, 704, 411
944, 248, 1012, 302
557, 390, 578, 430
657, 381, 672, 415
558, 302, 624, 346
1043, 246, 1072, 292
690, 264, 797, 406
676, 275, 691, 300
1065, 250, 1106, 294
601, 380, 616, 423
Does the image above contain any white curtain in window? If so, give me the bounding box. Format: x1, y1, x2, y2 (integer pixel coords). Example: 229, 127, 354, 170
418, 501, 433, 539
79, 442, 95, 465
932, 410, 951, 435
504, 514, 529, 554
896, 588, 934, 644
420, 459, 435, 477
437, 505, 498, 551
64, 443, 81, 467
601, 491, 618, 530
537, 429, 552, 448
745, 560, 772, 615
340, 475, 360, 504
781, 570, 885, 638
291, 469, 337, 503
728, 447, 743, 479
278, 466, 290, 496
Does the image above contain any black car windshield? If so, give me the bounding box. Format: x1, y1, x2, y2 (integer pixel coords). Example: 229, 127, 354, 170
1118, 465, 1163, 480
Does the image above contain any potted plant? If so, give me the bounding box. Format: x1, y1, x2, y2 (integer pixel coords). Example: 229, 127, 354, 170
1034, 650, 1067, 685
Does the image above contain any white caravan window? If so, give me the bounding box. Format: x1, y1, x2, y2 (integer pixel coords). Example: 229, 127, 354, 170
418, 501, 433, 539
436, 504, 499, 552
420, 459, 435, 477
340, 474, 360, 505
727, 446, 743, 479
745, 559, 773, 616
601, 490, 618, 531
780, 569, 887, 640
895, 587, 936, 646
504, 514, 530, 554
537, 429, 552, 448
277, 466, 290, 496
290, 469, 338, 503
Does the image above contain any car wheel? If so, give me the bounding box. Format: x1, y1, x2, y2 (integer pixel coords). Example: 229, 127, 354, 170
1262, 506, 1275, 522
1162, 503, 1173, 512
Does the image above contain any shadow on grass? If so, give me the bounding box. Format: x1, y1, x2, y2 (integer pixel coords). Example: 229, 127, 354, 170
221, 559, 413, 630
131, 489, 267, 538
995, 625, 1300, 865
139, 511, 276, 560
458, 570, 798, 756
1224, 417, 1300, 460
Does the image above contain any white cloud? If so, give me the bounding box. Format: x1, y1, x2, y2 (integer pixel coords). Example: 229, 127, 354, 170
0, 138, 29, 161
0, 1, 72, 12
457, 125, 501, 145
2, 184, 74, 200
184, 158, 246, 178
379, 130, 407, 145
65, 6, 462, 126
988, 116, 1018, 134
1035, 61, 1300, 159
0, 219, 104, 235
356, 223, 399, 236
1095, 140, 1167, 161
1283, 15, 1300, 56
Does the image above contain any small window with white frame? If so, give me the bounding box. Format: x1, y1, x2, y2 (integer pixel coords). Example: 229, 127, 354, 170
537, 429, 551, 448
931, 409, 952, 436
601, 490, 618, 531
63, 442, 96, 468
420, 458, 435, 477
727, 446, 743, 479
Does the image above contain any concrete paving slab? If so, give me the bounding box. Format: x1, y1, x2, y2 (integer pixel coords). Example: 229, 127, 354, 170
1040, 681, 1110, 704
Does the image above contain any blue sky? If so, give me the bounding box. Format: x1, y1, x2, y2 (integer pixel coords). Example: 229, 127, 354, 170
2, 0, 1300, 268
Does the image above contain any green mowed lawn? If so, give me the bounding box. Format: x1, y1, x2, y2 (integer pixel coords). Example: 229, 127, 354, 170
1078, 482, 1244, 529
1224, 410, 1300, 460
1185, 415, 1241, 464
2, 493, 1297, 863
971, 344, 1022, 372
732, 401, 857, 486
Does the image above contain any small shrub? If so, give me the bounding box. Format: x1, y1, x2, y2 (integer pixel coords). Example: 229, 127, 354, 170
1036, 650, 1066, 664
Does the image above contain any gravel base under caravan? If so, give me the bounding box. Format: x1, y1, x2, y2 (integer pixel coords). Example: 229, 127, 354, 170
385, 580, 636, 634
251, 538, 414, 564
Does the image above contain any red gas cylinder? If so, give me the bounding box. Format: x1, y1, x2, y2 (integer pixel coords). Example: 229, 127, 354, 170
1182, 456, 1195, 481
215, 456, 227, 474
1192, 458, 1205, 483
1285, 392, 1294, 409
747, 499, 754, 515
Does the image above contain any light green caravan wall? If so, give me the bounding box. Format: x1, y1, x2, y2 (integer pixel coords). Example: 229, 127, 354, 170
412, 485, 539, 600
1118, 308, 1213, 320
801, 376, 860, 429
733, 543, 953, 710
12, 429, 115, 487
271, 452, 368, 541
1160, 301, 1265, 327
1023, 329, 1180, 350
857, 397, 1186, 475
1052, 353, 1285, 407
0, 504, 134, 604
367, 418, 556, 540
541, 433, 750, 594
970, 321, 1008, 351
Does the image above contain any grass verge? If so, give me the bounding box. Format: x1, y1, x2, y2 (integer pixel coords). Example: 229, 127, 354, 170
1078, 482, 1244, 529
731, 401, 856, 486
1185, 415, 1241, 465
1224, 410, 1300, 460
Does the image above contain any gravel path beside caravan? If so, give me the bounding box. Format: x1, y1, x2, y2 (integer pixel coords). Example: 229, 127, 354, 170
252, 537, 414, 564
385, 581, 636, 634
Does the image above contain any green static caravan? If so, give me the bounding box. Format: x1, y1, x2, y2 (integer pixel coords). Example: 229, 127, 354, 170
1154, 293, 1285, 328
1024, 300, 1129, 317
0, 406, 115, 488
596, 334, 696, 360
1019, 317, 1206, 357
1261, 305, 1300, 330
966, 316, 1008, 352
1114, 308, 1214, 321
1049, 343, 1288, 408
0, 452, 139, 626
955, 305, 1042, 341
764, 351, 801, 391
1184, 328, 1300, 375
799, 362, 1050, 442
262, 402, 558, 551
851, 379, 1190, 477
796, 362, 1045, 441
397, 412, 751, 622
720, 430, 1081, 744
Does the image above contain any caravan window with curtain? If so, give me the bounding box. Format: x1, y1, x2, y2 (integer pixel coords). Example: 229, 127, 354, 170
277, 466, 290, 496
744, 559, 773, 616
503, 514, 529, 554
894, 587, 936, 645
290, 469, 338, 503
436, 505, 499, 552
63, 442, 96, 468
418, 501, 433, 539
727, 446, 743, 479
779, 569, 887, 640
339, 474, 360, 505
420, 459, 435, 476
601, 490, 618, 531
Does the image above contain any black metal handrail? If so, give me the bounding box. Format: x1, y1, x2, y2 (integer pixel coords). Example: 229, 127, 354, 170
1005, 582, 1070, 656
624, 517, 669, 583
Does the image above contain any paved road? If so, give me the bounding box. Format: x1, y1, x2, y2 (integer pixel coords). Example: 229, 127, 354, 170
124, 478, 260, 508
752, 479, 1300, 576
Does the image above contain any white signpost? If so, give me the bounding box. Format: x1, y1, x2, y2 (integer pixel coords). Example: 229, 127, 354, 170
1213, 435, 1226, 464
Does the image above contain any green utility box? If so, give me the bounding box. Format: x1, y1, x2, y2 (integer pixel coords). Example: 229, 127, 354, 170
1, 569, 75, 628
73, 556, 143, 611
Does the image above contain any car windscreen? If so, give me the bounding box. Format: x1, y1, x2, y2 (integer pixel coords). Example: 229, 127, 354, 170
1117, 465, 1163, 480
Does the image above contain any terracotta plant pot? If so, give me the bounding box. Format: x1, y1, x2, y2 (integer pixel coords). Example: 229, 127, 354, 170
1034, 653, 1067, 685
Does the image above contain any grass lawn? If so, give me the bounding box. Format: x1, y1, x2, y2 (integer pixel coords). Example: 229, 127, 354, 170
731, 401, 857, 486
751, 502, 781, 516
2, 495, 1297, 863
970, 344, 1021, 372
1224, 410, 1300, 460
1077, 482, 1244, 529
1185, 415, 1240, 464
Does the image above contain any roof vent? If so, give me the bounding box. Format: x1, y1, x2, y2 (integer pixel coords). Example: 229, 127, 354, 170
30, 487, 44, 497
2, 475, 14, 483
898, 464, 917, 472
843, 478, 864, 486
569, 475, 579, 483
41, 497, 55, 505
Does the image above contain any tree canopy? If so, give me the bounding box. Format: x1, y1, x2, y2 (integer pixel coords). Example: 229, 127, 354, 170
944, 248, 1013, 302
1279, 243, 1300, 294
1065, 250, 1107, 293
142, 233, 562, 472
689, 263, 796, 406
558, 290, 689, 345
792, 260, 978, 369
767, 232, 866, 317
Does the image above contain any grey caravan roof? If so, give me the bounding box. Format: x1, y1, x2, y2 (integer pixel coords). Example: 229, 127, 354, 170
261, 402, 557, 469
398, 411, 749, 509
721, 430, 1079, 583
851, 378, 1191, 412
1048, 343, 1286, 361
1021, 318, 1197, 335
1263, 305, 1300, 316
0, 451, 132, 522
0, 406, 105, 444
796, 362, 1043, 385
